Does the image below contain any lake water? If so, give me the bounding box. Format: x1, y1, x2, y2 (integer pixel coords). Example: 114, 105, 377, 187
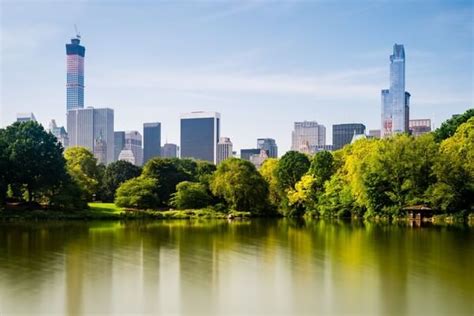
0, 219, 472, 315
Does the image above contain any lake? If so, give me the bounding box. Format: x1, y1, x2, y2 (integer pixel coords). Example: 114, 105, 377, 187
0, 219, 472, 315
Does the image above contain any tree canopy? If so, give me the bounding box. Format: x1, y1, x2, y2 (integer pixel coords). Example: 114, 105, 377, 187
64, 147, 102, 200
433, 108, 474, 142
115, 176, 160, 209
101, 160, 141, 202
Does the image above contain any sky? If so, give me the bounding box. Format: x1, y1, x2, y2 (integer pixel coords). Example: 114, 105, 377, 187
1, 0, 473, 154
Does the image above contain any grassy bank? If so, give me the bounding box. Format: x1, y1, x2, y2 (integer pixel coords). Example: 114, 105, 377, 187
0, 203, 252, 221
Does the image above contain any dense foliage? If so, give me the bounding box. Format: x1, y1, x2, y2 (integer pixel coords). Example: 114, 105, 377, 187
115, 177, 160, 209
101, 160, 141, 202
433, 108, 473, 142
170, 181, 212, 209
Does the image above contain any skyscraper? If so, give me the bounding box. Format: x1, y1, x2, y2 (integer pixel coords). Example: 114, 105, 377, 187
114, 131, 125, 161
332, 123, 366, 150
67, 107, 114, 164
381, 44, 410, 137
16, 113, 37, 123
180, 112, 220, 163
257, 138, 278, 158
48, 119, 69, 147
161, 143, 179, 158
143, 122, 161, 164
66, 36, 85, 111
240, 148, 262, 161
291, 121, 326, 154
121, 131, 143, 166
217, 137, 233, 164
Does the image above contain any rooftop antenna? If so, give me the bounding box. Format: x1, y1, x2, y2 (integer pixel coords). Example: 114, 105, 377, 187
74, 24, 81, 40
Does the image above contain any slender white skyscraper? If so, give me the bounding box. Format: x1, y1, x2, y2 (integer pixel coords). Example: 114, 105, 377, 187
381, 44, 410, 137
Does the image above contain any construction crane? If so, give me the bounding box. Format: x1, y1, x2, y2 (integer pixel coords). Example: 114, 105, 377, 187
74, 24, 81, 40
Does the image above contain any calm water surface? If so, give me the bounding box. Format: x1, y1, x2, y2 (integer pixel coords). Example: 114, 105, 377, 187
0, 219, 472, 315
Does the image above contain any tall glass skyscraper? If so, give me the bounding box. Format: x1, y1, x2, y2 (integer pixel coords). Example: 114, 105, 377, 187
143, 122, 161, 164
180, 112, 220, 163
381, 44, 410, 137
66, 37, 85, 111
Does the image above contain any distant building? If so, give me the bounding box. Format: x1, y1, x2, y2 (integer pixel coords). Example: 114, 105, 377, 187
249, 149, 269, 169
368, 129, 381, 139
161, 143, 179, 158
257, 138, 278, 158
351, 134, 367, 144
180, 111, 220, 163
314, 145, 333, 152
123, 131, 143, 166
409, 119, 431, 137
217, 137, 233, 164
16, 113, 37, 123
67, 107, 114, 164
94, 134, 107, 164
240, 148, 262, 161
114, 131, 125, 162
118, 149, 137, 165
66, 36, 85, 111
48, 119, 69, 147
143, 122, 161, 164
332, 123, 366, 150
381, 44, 410, 137
291, 121, 326, 154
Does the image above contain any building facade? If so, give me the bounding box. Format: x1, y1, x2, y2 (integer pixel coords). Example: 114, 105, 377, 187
291, 121, 326, 153
216, 137, 233, 164
240, 148, 262, 161
114, 131, 125, 162
180, 112, 220, 163
48, 119, 69, 147
16, 113, 37, 123
332, 123, 366, 150
143, 122, 161, 164
249, 149, 269, 169
257, 138, 278, 158
409, 119, 431, 137
66, 37, 85, 111
368, 129, 381, 139
381, 44, 410, 137
67, 107, 114, 164
161, 143, 179, 158
122, 131, 143, 166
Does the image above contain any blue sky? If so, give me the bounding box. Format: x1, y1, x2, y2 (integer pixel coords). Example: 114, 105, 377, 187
1, 0, 473, 153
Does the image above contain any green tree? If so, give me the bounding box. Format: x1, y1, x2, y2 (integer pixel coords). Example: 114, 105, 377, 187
142, 158, 191, 205
429, 118, 474, 212
259, 158, 281, 208
287, 174, 317, 216
101, 160, 141, 202
210, 158, 269, 214
0, 129, 9, 206
170, 181, 212, 209
64, 147, 101, 200
115, 177, 160, 209
3, 121, 66, 204
308, 150, 335, 190
276, 151, 310, 190
433, 108, 474, 142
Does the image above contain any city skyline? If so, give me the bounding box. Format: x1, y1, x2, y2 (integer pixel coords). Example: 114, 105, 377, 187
1, 1, 472, 154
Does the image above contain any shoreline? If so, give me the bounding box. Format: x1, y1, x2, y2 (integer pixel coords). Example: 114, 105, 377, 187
0, 203, 472, 226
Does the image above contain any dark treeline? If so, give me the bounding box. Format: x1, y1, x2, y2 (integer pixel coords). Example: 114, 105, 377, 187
0, 109, 473, 218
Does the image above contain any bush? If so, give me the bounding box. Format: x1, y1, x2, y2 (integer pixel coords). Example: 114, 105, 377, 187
170, 181, 212, 209
115, 177, 160, 209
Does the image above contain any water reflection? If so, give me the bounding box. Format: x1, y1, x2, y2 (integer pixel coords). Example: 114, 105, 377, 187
0, 220, 472, 315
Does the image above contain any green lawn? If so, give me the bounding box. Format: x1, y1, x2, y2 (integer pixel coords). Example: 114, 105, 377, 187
88, 202, 124, 215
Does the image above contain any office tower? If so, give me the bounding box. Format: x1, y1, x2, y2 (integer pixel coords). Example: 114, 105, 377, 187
216, 137, 233, 164
67, 107, 114, 164
409, 119, 432, 137
180, 111, 220, 163
368, 129, 381, 139
161, 143, 179, 158
240, 148, 262, 161
257, 138, 278, 158
118, 149, 137, 165
332, 123, 366, 150
16, 113, 37, 123
48, 119, 69, 147
381, 44, 410, 137
66, 36, 85, 111
143, 122, 161, 164
120, 131, 143, 166
249, 150, 269, 169
114, 131, 125, 161
291, 121, 326, 154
